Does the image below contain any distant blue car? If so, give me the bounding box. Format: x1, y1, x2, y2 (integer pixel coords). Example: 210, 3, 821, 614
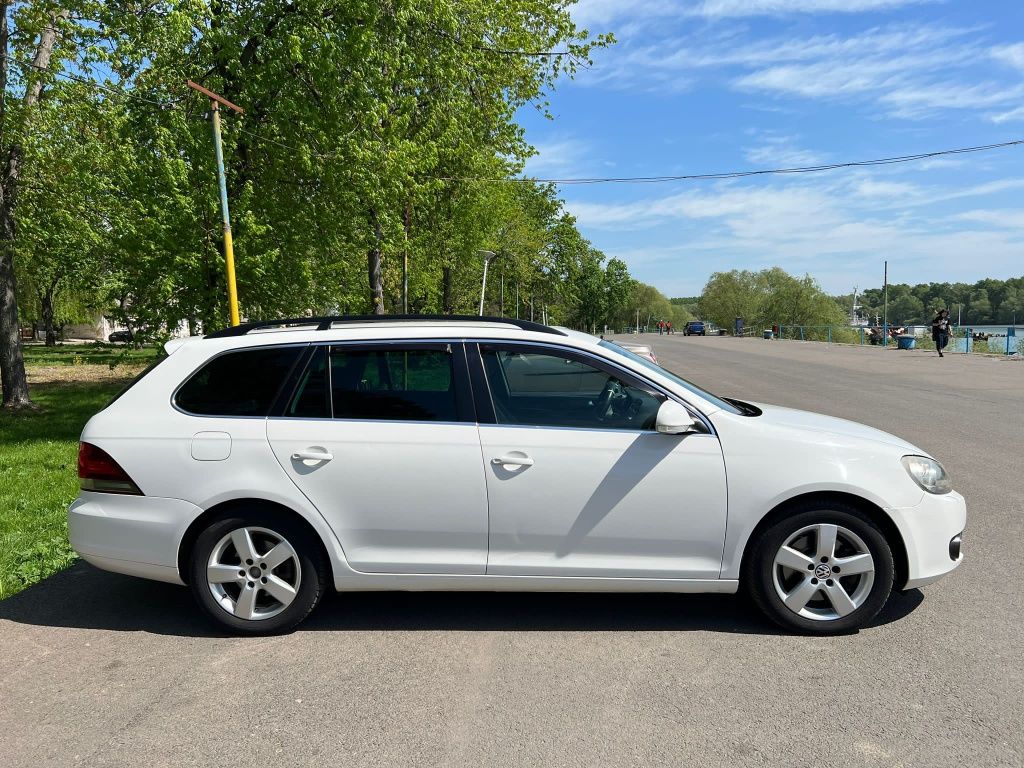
684, 321, 705, 336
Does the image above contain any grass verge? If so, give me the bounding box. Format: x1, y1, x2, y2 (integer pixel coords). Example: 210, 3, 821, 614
0, 356, 150, 599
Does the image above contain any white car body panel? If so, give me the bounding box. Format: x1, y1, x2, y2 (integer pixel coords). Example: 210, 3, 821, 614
67, 320, 966, 602
480, 425, 727, 578
266, 418, 488, 574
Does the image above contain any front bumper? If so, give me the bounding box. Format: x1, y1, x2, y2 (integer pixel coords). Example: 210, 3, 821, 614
888, 490, 967, 589
68, 492, 202, 585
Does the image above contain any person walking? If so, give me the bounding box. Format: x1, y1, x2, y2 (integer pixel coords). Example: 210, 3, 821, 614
931, 308, 951, 358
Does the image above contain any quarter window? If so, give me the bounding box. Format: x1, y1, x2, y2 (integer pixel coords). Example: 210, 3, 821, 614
176, 347, 302, 416
481, 347, 663, 430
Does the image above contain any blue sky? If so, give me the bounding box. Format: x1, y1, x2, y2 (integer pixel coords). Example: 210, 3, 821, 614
517, 0, 1024, 297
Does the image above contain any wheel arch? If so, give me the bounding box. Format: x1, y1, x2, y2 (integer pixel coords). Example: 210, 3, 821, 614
738, 490, 909, 589
177, 498, 335, 586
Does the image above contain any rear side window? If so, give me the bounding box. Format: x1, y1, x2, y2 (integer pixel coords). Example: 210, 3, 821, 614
331, 346, 457, 421
284, 345, 460, 422
175, 347, 302, 416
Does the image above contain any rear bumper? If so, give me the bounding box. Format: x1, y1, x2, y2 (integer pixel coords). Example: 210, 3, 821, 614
68, 492, 201, 585
889, 490, 967, 590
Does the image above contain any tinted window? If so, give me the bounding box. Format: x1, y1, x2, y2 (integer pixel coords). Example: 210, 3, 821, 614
287, 347, 329, 418
598, 340, 742, 415
482, 347, 662, 430
287, 346, 459, 422
176, 347, 301, 416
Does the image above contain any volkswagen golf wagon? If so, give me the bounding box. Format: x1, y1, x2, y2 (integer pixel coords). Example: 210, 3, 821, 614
69, 315, 966, 634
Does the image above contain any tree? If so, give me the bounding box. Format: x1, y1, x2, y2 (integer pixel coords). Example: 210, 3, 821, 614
698, 270, 762, 330
700, 268, 844, 332
0, 1, 72, 407
887, 293, 924, 326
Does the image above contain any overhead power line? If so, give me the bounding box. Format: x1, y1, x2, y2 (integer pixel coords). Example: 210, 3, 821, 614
3, 52, 1019, 187
454, 140, 1024, 185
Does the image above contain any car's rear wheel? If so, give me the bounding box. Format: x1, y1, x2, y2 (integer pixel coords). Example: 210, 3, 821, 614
189, 509, 328, 634
744, 502, 895, 634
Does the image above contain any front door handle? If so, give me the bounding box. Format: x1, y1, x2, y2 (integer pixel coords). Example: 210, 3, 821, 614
492, 454, 534, 468
292, 449, 333, 463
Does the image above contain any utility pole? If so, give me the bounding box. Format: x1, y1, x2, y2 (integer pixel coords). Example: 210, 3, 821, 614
882, 261, 889, 346
188, 80, 244, 326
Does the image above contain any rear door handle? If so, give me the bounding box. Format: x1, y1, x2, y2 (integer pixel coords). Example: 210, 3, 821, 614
492, 454, 534, 468
292, 449, 334, 462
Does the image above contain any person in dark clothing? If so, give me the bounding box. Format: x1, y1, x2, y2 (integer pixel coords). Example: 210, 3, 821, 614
931, 309, 951, 357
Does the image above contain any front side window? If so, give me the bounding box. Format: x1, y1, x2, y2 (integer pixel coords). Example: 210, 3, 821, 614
176, 346, 302, 416
481, 346, 662, 430
285, 345, 459, 422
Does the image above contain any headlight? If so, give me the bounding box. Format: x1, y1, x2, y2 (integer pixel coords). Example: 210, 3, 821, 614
901, 455, 952, 494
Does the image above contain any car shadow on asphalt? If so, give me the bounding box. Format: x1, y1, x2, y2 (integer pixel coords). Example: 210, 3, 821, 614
0, 562, 924, 638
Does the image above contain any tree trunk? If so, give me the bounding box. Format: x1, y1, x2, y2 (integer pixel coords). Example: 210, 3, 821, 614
0, 8, 67, 408
41, 284, 56, 346
367, 208, 384, 315
0, 237, 29, 406
442, 266, 454, 315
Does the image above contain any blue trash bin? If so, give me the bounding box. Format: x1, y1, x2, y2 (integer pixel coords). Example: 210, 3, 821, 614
897, 335, 916, 350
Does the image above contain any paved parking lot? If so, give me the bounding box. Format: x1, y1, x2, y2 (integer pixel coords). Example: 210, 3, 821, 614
2, 336, 1021, 767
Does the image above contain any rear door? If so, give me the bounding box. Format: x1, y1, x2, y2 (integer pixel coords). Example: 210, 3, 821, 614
472, 342, 728, 579
266, 341, 488, 574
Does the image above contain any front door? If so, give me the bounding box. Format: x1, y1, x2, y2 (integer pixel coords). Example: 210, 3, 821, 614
475, 343, 727, 579
267, 342, 488, 574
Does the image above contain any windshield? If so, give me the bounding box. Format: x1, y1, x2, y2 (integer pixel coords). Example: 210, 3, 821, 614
600, 340, 742, 415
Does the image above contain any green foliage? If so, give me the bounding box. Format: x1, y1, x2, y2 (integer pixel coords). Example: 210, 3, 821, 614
8, 0, 621, 346
698, 268, 844, 331
839, 276, 1024, 326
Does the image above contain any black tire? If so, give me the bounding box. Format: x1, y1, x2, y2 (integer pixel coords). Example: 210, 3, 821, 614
189, 507, 328, 635
743, 501, 895, 634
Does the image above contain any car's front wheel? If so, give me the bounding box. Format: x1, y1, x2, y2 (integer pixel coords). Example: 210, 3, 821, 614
189, 508, 328, 634
745, 502, 895, 634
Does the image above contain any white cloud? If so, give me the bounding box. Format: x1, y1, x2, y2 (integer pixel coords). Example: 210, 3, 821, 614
523, 137, 594, 176
562, 173, 1024, 293
991, 43, 1024, 70
577, 20, 1024, 121
573, 0, 934, 25
694, 0, 934, 18
744, 134, 827, 166
989, 105, 1024, 124
956, 209, 1024, 229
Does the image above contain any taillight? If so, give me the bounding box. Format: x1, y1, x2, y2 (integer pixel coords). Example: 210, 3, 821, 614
78, 442, 143, 495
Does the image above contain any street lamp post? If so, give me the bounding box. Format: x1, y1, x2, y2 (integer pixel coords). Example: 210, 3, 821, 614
478, 250, 497, 316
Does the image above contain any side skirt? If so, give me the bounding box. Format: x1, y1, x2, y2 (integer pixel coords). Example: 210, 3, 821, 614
332, 573, 738, 594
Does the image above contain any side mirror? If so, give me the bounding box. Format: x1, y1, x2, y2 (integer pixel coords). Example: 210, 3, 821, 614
656, 400, 697, 435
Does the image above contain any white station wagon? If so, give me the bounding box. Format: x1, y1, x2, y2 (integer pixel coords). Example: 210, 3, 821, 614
69, 316, 965, 634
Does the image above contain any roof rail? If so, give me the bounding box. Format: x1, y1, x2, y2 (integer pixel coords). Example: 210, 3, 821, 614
203, 314, 567, 339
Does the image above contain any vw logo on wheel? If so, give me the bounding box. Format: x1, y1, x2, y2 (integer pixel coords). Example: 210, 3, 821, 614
815, 563, 832, 580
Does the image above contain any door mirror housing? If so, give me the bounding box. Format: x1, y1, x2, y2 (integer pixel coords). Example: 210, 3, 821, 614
656, 400, 697, 435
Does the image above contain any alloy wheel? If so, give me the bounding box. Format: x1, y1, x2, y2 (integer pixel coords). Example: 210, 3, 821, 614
206, 526, 302, 621
771, 523, 875, 621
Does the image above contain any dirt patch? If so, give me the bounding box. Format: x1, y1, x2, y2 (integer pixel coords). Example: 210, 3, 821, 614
27, 363, 148, 385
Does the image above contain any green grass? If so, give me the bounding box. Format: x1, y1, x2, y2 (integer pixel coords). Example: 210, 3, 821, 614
23, 342, 158, 368
0, 377, 133, 599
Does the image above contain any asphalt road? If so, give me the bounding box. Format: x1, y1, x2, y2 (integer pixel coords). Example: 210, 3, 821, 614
2, 336, 1021, 767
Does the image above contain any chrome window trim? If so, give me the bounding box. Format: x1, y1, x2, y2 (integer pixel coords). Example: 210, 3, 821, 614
171, 336, 716, 436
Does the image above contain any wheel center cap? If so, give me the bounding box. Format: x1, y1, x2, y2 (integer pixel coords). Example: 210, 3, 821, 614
814, 563, 832, 579
249, 566, 261, 579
